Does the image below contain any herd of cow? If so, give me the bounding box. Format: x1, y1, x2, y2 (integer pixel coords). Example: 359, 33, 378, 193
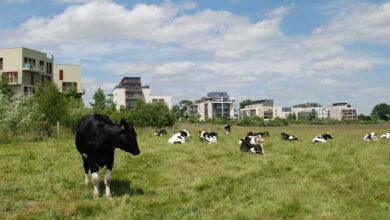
75, 113, 389, 198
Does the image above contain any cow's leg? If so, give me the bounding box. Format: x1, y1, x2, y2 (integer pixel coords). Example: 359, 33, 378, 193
82, 157, 89, 185
104, 158, 114, 198
90, 163, 99, 197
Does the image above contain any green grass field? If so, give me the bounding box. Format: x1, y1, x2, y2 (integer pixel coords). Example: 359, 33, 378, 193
1, 124, 389, 219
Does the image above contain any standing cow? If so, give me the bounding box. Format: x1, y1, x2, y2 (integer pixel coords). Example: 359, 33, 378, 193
76, 113, 140, 198
224, 124, 231, 136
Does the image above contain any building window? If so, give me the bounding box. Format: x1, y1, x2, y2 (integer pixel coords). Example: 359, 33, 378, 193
39, 61, 44, 71
46, 62, 52, 74
24, 86, 35, 96
31, 72, 34, 85
0, 58, 3, 70
4, 72, 18, 84
62, 82, 77, 92
24, 57, 36, 68
59, 70, 63, 80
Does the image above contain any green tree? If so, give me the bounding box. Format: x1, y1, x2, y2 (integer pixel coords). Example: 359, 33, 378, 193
172, 100, 193, 119
34, 83, 68, 126
371, 103, 390, 121
0, 74, 14, 100
239, 99, 252, 109
65, 86, 82, 100
90, 88, 106, 113
129, 100, 176, 127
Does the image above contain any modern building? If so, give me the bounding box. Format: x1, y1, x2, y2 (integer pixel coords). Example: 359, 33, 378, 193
53, 64, 83, 93
142, 85, 172, 109
190, 92, 236, 121
325, 103, 358, 121
240, 99, 287, 119
112, 77, 172, 110
0, 47, 83, 97
0, 47, 54, 97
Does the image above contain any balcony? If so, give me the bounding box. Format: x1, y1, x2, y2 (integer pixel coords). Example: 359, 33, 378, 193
23, 63, 45, 73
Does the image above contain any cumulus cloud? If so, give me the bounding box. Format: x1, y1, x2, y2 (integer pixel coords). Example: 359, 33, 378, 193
0, 1, 389, 113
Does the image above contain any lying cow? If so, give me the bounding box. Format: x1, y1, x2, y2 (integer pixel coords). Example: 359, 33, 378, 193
224, 124, 231, 136
154, 129, 167, 137
381, 132, 390, 139
75, 113, 140, 198
281, 132, 298, 141
168, 129, 190, 144
312, 133, 333, 143
240, 138, 264, 155
363, 132, 377, 141
199, 131, 218, 143
238, 133, 264, 145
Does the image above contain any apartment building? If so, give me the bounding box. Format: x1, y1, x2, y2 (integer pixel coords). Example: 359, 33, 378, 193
240, 99, 287, 119
190, 92, 236, 121
325, 103, 358, 121
53, 64, 83, 93
142, 86, 172, 109
112, 77, 172, 110
0, 47, 54, 96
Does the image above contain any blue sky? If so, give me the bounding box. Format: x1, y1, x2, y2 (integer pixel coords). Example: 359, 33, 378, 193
1, 0, 389, 114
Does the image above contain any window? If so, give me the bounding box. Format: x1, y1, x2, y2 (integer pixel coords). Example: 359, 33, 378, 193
39, 61, 44, 71
59, 70, 63, 80
24, 57, 36, 68
24, 86, 35, 96
46, 62, 52, 74
62, 82, 77, 92
31, 73, 34, 85
4, 72, 18, 84
0, 58, 3, 70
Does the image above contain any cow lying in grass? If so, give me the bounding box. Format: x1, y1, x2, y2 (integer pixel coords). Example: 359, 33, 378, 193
281, 132, 298, 141
381, 132, 390, 139
312, 133, 333, 143
363, 132, 377, 141
240, 138, 264, 155
154, 129, 167, 137
168, 129, 190, 144
199, 131, 218, 143
238, 132, 264, 145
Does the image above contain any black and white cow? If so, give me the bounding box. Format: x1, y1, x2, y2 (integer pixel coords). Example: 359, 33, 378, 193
363, 132, 378, 141
281, 132, 298, 141
224, 124, 231, 136
240, 138, 264, 155
381, 132, 390, 139
238, 132, 264, 145
75, 113, 140, 198
199, 131, 218, 143
312, 133, 333, 143
168, 129, 190, 144
154, 129, 167, 137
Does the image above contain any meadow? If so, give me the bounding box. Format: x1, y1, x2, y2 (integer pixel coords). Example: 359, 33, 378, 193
1, 123, 389, 219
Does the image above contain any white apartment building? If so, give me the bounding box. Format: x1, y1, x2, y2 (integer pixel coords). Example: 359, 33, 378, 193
240, 99, 288, 119
325, 103, 358, 120
0, 47, 54, 96
0, 47, 82, 97
112, 77, 172, 110
291, 102, 358, 121
190, 92, 236, 121
53, 64, 83, 94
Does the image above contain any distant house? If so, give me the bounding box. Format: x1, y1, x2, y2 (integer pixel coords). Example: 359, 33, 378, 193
240, 99, 287, 119
190, 92, 236, 121
0, 47, 82, 97
291, 102, 358, 121
325, 103, 358, 121
112, 77, 172, 110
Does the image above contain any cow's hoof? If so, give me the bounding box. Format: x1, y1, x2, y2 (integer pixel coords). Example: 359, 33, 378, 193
93, 191, 99, 198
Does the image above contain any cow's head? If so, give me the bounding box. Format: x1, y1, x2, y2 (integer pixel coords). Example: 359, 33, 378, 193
180, 129, 190, 138
118, 119, 140, 155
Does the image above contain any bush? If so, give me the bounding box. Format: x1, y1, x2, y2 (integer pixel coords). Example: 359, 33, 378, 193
128, 101, 176, 127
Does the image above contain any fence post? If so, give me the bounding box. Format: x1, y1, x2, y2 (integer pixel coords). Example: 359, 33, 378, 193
57, 122, 60, 136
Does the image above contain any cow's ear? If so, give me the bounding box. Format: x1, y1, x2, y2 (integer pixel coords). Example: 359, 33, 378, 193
120, 119, 127, 130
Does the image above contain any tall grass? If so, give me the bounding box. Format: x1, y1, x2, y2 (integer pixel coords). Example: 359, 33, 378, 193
1, 124, 389, 219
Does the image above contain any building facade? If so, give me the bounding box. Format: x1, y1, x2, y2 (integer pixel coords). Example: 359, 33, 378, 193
112, 77, 172, 110
190, 92, 236, 121
240, 99, 287, 119
0, 47, 54, 97
53, 64, 83, 93
325, 103, 358, 121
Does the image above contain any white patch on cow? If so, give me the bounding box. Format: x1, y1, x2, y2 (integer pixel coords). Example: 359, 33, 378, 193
168, 133, 186, 144
104, 169, 112, 198
381, 132, 390, 139
84, 174, 89, 185
312, 136, 327, 143
92, 172, 99, 197
288, 136, 295, 140
82, 153, 88, 159
250, 148, 256, 154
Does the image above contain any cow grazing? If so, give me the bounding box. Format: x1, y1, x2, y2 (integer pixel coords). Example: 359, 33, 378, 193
381, 132, 390, 139
224, 124, 231, 136
281, 132, 298, 141
154, 129, 167, 137
312, 133, 333, 143
75, 113, 140, 198
240, 138, 264, 155
199, 131, 218, 143
168, 129, 190, 144
363, 132, 378, 141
